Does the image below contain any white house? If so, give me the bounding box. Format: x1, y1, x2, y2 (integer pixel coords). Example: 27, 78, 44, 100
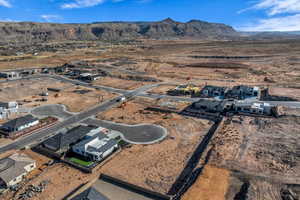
0, 102, 18, 120
234, 101, 273, 115
0, 114, 39, 137
72, 132, 118, 162
0, 153, 36, 188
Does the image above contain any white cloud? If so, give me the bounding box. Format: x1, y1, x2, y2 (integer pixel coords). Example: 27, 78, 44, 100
253, 0, 300, 15
239, 0, 300, 15
0, 0, 11, 7
41, 15, 62, 22
61, 0, 106, 9
238, 0, 300, 31
60, 0, 147, 9
239, 14, 300, 31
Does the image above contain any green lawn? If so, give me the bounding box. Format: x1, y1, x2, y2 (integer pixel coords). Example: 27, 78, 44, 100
69, 157, 93, 167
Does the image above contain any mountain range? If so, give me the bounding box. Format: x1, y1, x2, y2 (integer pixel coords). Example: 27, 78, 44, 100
0, 18, 239, 43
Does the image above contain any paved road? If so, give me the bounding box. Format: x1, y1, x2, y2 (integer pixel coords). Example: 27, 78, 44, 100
1, 74, 300, 153
0, 83, 160, 153
264, 101, 300, 108
31, 104, 73, 120
83, 118, 167, 145
2, 74, 300, 108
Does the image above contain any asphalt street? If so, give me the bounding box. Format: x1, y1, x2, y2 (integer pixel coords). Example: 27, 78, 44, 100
2, 74, 300, 108
0, 82, 160, 153
83, 118, 167, 144
0, 74, 300, 153
31, 104, 73, 120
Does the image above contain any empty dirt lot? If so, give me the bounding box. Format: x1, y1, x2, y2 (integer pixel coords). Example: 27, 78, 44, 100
204, 114, 300, 199
97, 97, 211, 194
182, 165, 230, 200
0, 78, 117, 112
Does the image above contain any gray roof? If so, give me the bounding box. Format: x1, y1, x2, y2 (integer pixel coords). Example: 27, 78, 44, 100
202, 85, 227, 92
1, 114, 38, 130
73, 133, 117, 154
231, 85, 255, 94
71, 187, 109, 200
43, 125, 95, 151
0, 153, 35, 185
86, 139, 117, 153
0, 102, 9, 108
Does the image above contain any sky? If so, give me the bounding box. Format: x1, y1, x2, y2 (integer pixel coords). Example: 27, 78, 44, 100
0, 0, 300, 31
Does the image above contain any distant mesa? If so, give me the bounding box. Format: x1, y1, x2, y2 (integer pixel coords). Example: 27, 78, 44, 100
0, 18, 239, 43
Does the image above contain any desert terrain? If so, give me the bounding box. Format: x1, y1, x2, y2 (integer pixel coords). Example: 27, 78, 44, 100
0, 37, 299, 200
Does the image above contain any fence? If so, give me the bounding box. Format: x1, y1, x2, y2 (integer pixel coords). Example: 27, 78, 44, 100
100, 174, 171, 200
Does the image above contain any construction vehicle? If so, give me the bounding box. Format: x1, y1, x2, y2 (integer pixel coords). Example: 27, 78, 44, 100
167, 84, 201, 96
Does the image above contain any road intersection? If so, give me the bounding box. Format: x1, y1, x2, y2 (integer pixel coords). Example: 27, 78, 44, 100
0, 74, 299, 153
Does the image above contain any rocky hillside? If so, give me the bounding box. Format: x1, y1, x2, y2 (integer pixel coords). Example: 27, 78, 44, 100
0, 18, 239, 43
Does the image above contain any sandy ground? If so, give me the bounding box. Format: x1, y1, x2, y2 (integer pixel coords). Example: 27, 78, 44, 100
0, 78, 72, 102
209, 115, 300, 183
97, 98, 211, 194
25, 86, 117, 113
0, 138, 13, 147
182, 165, 230, 200
148, 84, 177, 95
0, 39, 300, 199
93, 76, 149, 90
1, 149, 93, 200
269, 87, 300, 100
0, 78, 117, 113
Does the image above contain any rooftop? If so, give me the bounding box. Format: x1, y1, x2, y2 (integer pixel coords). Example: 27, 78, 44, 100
0, 153, 35, 185
43, 125, 96, 151
73, 133, 117, 155
71, 187, 109, 200
1, 114, 38, 130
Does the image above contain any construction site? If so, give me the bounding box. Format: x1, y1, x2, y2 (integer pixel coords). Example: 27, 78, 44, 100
0, 37, 298, 200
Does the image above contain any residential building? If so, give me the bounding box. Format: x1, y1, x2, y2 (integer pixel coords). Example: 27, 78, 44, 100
0, 72, 20, 79
192, 99, 233, 113
199, 85, 228, 98
0, 102, 18, 120
78, 73, 102, 82
226, 85, 260, 100
72, 132, 118, 162
0, 153, 36, 188
234, 101, 273, 115
42, 125, 100, 152
0, 114, 39, 136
